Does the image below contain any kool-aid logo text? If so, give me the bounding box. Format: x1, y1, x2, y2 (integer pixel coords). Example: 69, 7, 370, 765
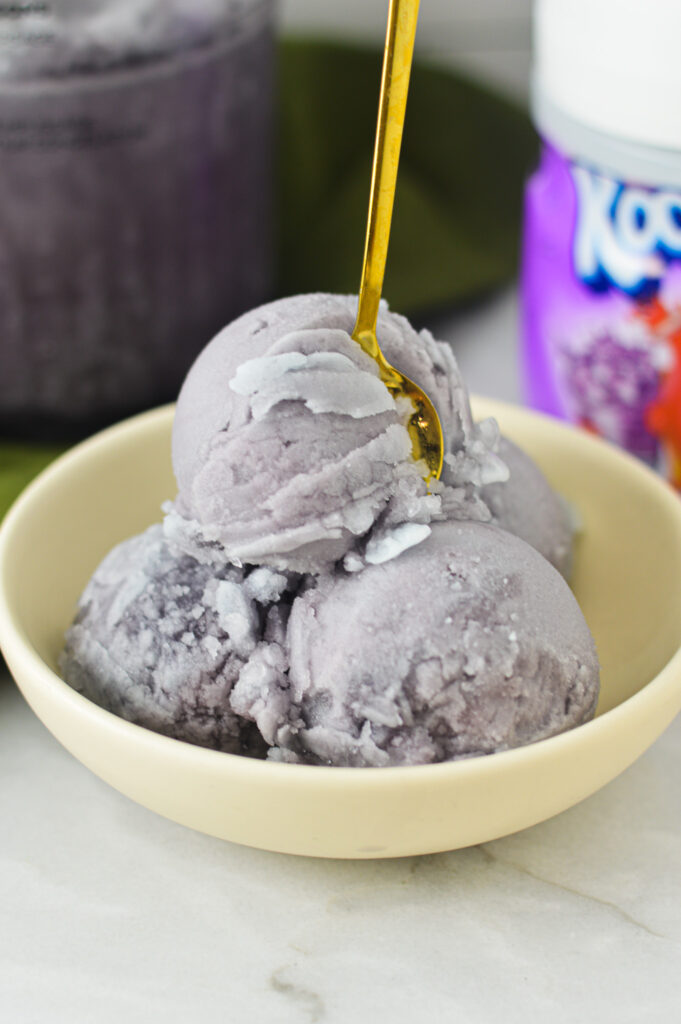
572, 166, 681, 294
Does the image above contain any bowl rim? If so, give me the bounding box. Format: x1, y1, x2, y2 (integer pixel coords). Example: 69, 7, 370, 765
2, 398, 681, 789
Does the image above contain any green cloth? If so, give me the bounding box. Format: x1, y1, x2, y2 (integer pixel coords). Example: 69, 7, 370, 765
0, 39, 537, 520
278, 38, 538, 312
0, 444, 65, 520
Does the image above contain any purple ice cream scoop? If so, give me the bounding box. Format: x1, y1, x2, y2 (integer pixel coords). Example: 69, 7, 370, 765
248, 520, 598, 767
169, 293, 506, 573
60, 523, 293, 753
60, 290, 591, 766
480, 436, 574, 578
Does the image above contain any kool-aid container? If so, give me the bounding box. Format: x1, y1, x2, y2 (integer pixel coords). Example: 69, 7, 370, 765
522, 0, 681, 484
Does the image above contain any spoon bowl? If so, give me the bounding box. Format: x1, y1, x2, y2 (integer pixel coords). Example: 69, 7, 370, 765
390, 370, 444, 481
353, 326, 444, 479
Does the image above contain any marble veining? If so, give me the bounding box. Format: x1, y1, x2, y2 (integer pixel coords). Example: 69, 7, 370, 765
475, 845, 666, 940
270, 968, 326, 1023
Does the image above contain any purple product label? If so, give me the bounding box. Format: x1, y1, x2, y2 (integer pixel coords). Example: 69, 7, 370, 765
521, 142, 681, 483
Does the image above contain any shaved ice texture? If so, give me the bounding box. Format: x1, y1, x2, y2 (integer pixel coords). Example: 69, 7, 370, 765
259, 521, 598, 767
60, 524, 294, 754
169, 293, 507, 573
61, 293, 597, 766
482, 436, 575, 578
0, 0, 258, 78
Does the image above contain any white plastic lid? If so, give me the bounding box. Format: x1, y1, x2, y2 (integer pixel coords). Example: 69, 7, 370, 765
534, 0, 681, 153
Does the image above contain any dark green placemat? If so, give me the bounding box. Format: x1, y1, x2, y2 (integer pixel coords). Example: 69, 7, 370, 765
0, 444, 65, 520
278, 38, 537, 312
0, 39, 537, 520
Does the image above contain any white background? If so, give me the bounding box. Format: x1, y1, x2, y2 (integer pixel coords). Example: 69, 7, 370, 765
281, 0, 533, 97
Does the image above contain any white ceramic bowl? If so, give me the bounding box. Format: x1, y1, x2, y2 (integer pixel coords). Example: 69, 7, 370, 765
1, 399, 681, 859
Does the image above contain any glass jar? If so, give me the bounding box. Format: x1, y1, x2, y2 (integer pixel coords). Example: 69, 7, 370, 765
0, 0, 275, 438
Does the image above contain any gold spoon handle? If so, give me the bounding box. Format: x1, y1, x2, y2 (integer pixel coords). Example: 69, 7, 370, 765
353, 0, 420, 363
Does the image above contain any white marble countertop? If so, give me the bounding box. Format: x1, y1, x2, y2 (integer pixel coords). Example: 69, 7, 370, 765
2, 289, 681, 1022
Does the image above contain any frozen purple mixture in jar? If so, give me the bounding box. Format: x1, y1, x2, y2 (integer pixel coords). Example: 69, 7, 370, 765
0, 0, 275, 437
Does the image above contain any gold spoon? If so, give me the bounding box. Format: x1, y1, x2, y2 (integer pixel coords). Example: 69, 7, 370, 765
352, 0, 444, 481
